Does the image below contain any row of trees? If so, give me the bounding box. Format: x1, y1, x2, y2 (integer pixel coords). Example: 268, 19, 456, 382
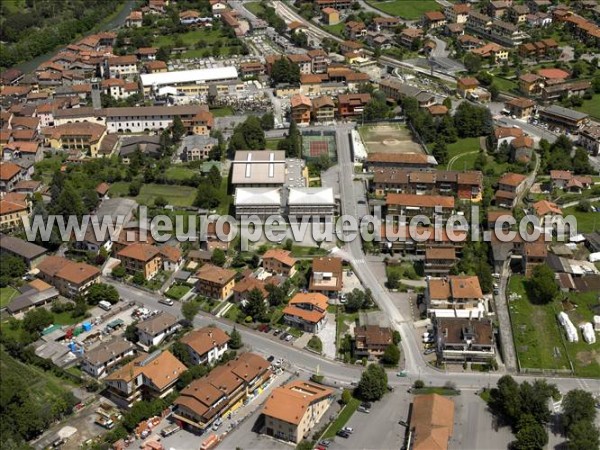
489, 375, 599, 450
539, 135, 594, 175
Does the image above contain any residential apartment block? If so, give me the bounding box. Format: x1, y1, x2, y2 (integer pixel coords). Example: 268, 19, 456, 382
282, 292, 328, 333
37, 256, 100, 297
81, 337, 136, 378
309, 256, 343, 296
435, 318, 495, 364
196, 264, 236, 300
426, 275, 485, 318
180, 326, 230, 365
354, 325, 393, 359
136, 311, 181, 348
116, 243, 162, 280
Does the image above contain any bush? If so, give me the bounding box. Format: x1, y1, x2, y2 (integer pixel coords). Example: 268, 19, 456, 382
413, 379, 425, 389
307, 336, 323, 353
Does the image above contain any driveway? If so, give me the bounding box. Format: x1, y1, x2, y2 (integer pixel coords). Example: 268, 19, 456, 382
317, 313, 337, 359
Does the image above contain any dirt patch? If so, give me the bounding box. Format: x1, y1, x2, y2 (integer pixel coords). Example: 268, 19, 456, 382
359, 124, 423, 154
576, 349, 600, 366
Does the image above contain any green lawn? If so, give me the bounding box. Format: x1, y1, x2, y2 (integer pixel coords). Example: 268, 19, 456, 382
443, 137, 482, 170
412, 387, 460, 396
323, 22, 345, 37
165, 166, 197, 181
322, 397, 361, 439
136, 184, 197, 207
154, 29, 229, 47
563, 205, 600, 234
165, 284, 192, 300
51, 311, 83, 326
366, 0, 440, 19
210, 106, 235, 117
576, 94, 600, 120
492, 76, 518, 93
290, 245, 329, 258
244, 1, 265, 16
508, 276, 572, 373
266, 138, 284, 150
0, 286, 19, 308
108, 181, 130, 197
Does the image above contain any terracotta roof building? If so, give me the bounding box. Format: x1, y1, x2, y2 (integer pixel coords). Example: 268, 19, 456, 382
309, 257, 343, 295
410, 394, 455, 450
173, 352, 271, 431
37, 256, 100, 297
426, 275, 484, 317
262, 380, 334, 443
354, 325, 393, 359
117, 243, 162, 280
283, 292, 329, 333
196, 264, 236, 300
105, 350, 186, 408
180, 326, 230, 365
435, 318, 495, 364
262, 249, 297, 277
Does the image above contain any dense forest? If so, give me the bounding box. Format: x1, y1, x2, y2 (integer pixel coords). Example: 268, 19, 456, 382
0, 0, 123, 69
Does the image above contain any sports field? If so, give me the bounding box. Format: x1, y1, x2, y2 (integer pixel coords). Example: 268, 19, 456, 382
302, 132, 337, 160
358, 123, 423, 154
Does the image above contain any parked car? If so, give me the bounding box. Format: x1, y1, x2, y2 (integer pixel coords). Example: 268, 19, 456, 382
273, 329, 282, 336
361, 402, 372, 409
318, 440, 331, 447
267, 355, 275, 363
279, 332, 288, 340
357, 406, 370, 414
397, 370, 408, 377
343, 427, 354, 434
424, 348, 436, 355
158, 298, 174, 306
285, 334, 293, 342
336, 430, 350, 438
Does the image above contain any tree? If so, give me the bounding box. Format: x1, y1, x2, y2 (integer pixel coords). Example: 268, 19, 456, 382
132, 272, 145, 285
154, 196, 168, 208
355, 363, 388, 401
567, 420, 600, 450
432, 139, 448, 165
86, 283, 119, 305
381, 344, 400, 366
52, 180, 85, 218
211, 248, 226, 267
287, 119, 302, 158
260, 112, 275, 130
124, 323, 139, 343
345, 288, 366, 312
528, 264, 558, 304
454, 102, 493, 138
242, 288, 267, 322
392, 330, 401, 345
228, 116, 265, 154
171, 341, 193, 367
182, 300, 200, 324
266, 283, 287, 306
464, 53, 482, 74
490, 375, 522, 424
387, 271, 400, 289
341, 389, 352, 405
489, 83, 500, 101
271, 57, 300, 84
156, 46, 171, 62
228, 326, 243, 349
22, 308, 54, 334
561, 389, 597, 433
363, 98, 390, 121
112, 265, 126, 278
171, 116, 185, 142
207, 165, 222, 188
442, 97, 452, 110
194, 181, 220, 209
513, 414, 548, 450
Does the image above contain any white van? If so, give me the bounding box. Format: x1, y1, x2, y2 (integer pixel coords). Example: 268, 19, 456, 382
98, 301, 112, 311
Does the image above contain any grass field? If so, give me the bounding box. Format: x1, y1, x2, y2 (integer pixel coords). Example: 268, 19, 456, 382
324, 22, 345, 38
166, 284, 192, 300
563, 205, 600, 234
366, 0, 440, 19
210, 106, 235, 117
136, 184, 196, 207
108, 181, 130, 197
0, 286, 18, 308
165, 166, 197, 181
266, 138, 283, 150
155, 29, 229, 47
443, 137, 481, 170
508, 276, 572, 372
244, 1, 265, 16
322, 397, 361, 438
492, 76, 518, 93
576, 93, 600, 120
0, 348, 75, 402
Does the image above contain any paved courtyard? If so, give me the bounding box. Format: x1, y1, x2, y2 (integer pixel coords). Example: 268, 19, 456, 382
317, 313, 337, 359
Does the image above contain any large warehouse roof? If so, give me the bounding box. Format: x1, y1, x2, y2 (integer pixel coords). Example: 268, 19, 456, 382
140, 66, 239, 87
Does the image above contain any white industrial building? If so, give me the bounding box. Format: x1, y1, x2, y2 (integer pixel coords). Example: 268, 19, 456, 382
234, 187, 283, 219
140, 67, 239, 97
288, 187, 335, 218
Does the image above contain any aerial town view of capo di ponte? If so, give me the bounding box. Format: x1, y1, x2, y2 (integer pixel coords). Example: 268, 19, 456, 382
2, 0, 600, 449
